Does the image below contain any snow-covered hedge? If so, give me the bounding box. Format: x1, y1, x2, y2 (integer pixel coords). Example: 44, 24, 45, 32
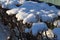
0, 1, 60, 40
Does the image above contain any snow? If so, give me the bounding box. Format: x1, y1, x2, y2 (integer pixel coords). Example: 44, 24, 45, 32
39, 2, 50, 10
15, 1, 55, 22
15, 1, 43, 21
31, 22, 48, 36
42, 5, 59, 13
19, 0, 26, 4
45, 29, 54, 39
37, 10, 58, 22
41, 14, 50, 22
53, 20, 60, 27
48, 13, 58, 19
41, 13, 58, 22
18, 1, 42, 12
5, 1, 59, 22
40, 10, 50, 15
18, 7, 26, 12
1, 1, 18, 9
16, 11, 29, 21
1, 0, 26, 9
0, 0, 6, 4
23, 14, 38, 24
57, 21, 60, 27
53, 28, 60, 40
53, 20, 58, 26
50, 6, 59, 13
57, 10, 60, 16
0, 1, 60, 40
6, 7, 20, 15
42, 29, 54, 40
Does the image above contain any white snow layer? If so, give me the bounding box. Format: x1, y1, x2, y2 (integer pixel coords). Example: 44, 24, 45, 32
16, 11, 29, 21
31, 22, 48, 36
6, 7, 20, 15
23, 14, 38, 24
15, 1, 59, 23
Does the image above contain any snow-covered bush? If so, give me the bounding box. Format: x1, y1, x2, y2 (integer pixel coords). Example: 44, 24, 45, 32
0, 1, 60, 40
31, 22, 48, 36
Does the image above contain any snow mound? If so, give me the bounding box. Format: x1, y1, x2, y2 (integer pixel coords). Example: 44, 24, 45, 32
6, 7, 20, 15
16, 11, 29, 21
23, 14, 38, 24
31, 22, 48, 36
